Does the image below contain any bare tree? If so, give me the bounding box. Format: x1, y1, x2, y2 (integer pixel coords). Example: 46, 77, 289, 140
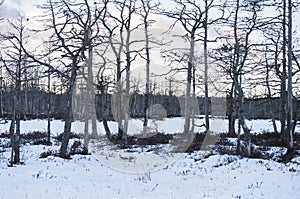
45, 39, 54, 146
95, 47, 114, 139
20, 0, 105, 157
101, 0, 143, 141
0, 16, 31, 164
161, 0, 223, 133
215, 0, 268, 156
264, 46, 279, 134
209, 43, 237, 136
162, 0, 206, 134
138, 0, 160, 134
101, 0, 125, 140
261, 0, 299, 153
258, 5, 286, 138
232, 0, 253, 156
234, 0, 275, 156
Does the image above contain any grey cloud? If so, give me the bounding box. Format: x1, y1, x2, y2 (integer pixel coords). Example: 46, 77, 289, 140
0, 5, 20, 19
0, 0, 22, 19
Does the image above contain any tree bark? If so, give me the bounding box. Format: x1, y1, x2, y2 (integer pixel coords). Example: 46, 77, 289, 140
142, 0, 151, 134
227, 84, 236, 137
281, 0, 287, 143
184, 36, 194, 134
59, 60, 77, 157
204, 0, 210, 132
286, 0, 293, 151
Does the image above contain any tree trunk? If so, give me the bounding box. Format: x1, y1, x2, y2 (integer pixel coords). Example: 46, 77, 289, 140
84, 112, 89, 152
204, 0, 210, 132
292, 100, 298, 135
286, 0, 293, 151
13, 54, 22, 164
143, 5, 150, 134
234, 0, 241, 154
184, 36, 194, 134
265, 56, 278, 134
9, 115, 15, 167
191, 60, 196, 134
227, 84, 236, 137
241, 115, 251, 157
233, 0, 251, 156
87, 39, 97, 139
14, 110, 21, 163
59, 60, 77, 157
124, 47, 131, 142
238, 82, 251, 157
281, 0, 287, 144
98, 86, 111, 140
102, 115, 111, 140
116, 57, 124, 139
47, 65, 51, 145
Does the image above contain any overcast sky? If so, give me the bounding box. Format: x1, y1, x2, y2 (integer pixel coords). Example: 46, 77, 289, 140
2, 0, 299, 31
0, 0, 43, 19
0, 0, 300, 97
1, 1, 299, 59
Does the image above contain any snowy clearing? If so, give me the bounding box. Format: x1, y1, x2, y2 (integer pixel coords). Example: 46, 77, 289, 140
0, 117, 299, 136
0, 118, 300, 198
0, 145, 300, 199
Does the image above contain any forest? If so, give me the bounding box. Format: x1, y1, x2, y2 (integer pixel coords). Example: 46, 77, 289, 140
0, 0, 300, 198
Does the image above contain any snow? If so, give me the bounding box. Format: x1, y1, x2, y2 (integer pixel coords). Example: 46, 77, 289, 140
0, 146, 300, 198
0, 118, 300, 198
1, 117, 298, 136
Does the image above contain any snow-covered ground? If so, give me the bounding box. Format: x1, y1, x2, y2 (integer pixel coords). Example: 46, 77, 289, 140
0, 117, 298, 136
0, 145, 300, 199
0, 118, 300, 198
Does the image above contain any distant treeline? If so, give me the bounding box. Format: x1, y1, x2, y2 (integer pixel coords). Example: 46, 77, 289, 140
0, 88, 299, 120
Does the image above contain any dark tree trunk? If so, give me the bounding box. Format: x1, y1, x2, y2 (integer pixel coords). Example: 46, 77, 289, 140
142, 1, 151, 134
227, 84, 236, 137
9, 116, 15, 167
281, 0, 287, 144
59, 61, 77, 157
184, 36, 194, 134
204, 0, 210, 132
286, 0, 293, 151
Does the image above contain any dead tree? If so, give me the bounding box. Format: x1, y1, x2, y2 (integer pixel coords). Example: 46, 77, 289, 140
232, 0, 267, 156
0, 16, 30, 164
101, 0, 143, 141
215, 0, 267, 156
262, 0, 299, 152
161, 0, 206, 134
209, 43, 237, 136
161, 0, 223, 133
20, 0, 105, 157
138, 0, 160, 133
